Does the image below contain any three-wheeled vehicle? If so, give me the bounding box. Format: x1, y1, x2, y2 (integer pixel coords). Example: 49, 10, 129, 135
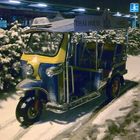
16, 16, 128, 125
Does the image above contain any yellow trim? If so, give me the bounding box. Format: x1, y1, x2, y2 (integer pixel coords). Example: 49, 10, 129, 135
21, 33, 68, 79
21, 33, 68, 64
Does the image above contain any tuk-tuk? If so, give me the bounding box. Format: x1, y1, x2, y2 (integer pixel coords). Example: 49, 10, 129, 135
16, 17, 127, 125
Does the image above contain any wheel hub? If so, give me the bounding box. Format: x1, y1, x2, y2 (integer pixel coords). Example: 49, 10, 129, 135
27, 106, 38, 119
112, 80, 119, 97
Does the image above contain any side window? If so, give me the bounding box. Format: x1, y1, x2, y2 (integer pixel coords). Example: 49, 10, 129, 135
68, 42, 83, 66
69, 34, 98, 68
79, 42, 96, 68
69, 34, 83, 66
114, 44, 125, 63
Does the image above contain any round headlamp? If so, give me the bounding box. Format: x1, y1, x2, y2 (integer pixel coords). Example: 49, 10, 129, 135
46, 67, 55, 77
46, 64, 63, 77
26, 64, 34, 76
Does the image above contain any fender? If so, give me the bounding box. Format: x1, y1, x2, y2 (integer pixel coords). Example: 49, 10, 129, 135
16, 79, 42, 89
107, 71, 124, 87
16, 79, 48, 103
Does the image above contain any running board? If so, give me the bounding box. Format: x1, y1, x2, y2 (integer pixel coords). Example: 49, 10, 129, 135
46, 91, 101, 113
69, 91, 101, 110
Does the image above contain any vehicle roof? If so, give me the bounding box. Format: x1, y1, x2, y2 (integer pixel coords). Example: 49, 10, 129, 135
26, 18, 74, 33
26, 15, 128, 33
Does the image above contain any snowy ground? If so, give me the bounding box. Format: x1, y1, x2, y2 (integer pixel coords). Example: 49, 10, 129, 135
124, 55, 140, 82
0, 55, 140, 140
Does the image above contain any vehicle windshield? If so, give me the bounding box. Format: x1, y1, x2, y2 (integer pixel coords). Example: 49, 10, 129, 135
25, 32, 64, 56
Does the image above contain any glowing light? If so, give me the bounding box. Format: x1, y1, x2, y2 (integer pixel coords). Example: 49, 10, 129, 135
123, 14, 131, 18
37, 3, 47, 8
29, 3, 47, 8
97, 7, 100, 11
9, 0, 21, 4
132, 15, 138, 18
113, 12, 122, 17
73, 8, 86, 12
77, 8, 86, 12
107, 8, 110, 11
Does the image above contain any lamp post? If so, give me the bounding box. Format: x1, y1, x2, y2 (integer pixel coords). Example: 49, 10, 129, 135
134, 13, 137, 28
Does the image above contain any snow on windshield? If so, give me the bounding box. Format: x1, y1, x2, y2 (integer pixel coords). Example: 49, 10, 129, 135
26, 32, 63, 56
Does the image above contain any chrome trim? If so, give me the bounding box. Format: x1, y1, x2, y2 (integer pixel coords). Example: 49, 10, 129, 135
16, 87, 49, 99
95, 31, 98, 70
16, 79, 35, 89
70, 66, 75, 93
46, 90, 101, 112
98, 80, 107, 90
108, 70, 113, 79
66, 61, 69, 103
63, 69, 66, 102
65, 34, 71, 104
69, 92, 101, 110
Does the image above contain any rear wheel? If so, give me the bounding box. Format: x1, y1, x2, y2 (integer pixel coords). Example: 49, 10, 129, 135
16, 96, 43, 125
106, 76, 121, 100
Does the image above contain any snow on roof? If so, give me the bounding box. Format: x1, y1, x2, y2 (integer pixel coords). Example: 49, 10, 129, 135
26, 15, 128, 33
49, 18, 74, 32
31, 17, 52, 27
26, 18, 74, 33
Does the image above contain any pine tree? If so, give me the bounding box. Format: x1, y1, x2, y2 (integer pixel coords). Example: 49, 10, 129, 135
0, 21, 29, 90
128, 28, 140, 55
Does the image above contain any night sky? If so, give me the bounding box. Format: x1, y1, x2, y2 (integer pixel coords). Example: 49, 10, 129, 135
28, 0, 140, 13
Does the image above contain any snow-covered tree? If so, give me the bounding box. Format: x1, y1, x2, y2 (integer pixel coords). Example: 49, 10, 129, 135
71, 28, 140, 56
127, 28, 140, 55
0, 21, 29, 90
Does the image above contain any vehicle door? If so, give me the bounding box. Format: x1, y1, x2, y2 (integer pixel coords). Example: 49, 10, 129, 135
68, 39, 98, 97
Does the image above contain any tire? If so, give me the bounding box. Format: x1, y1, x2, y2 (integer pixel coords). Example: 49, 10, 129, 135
16, 96, 43, 125
106, 76, 121, 100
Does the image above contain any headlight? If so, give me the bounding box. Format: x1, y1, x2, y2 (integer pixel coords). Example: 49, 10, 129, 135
46, 67, 55, 77
46, 64, 63, 77
26, 64, 34, 76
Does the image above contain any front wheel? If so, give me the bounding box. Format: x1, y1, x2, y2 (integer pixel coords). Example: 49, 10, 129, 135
106, 76, 121, 100
16, 96, 43, 125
